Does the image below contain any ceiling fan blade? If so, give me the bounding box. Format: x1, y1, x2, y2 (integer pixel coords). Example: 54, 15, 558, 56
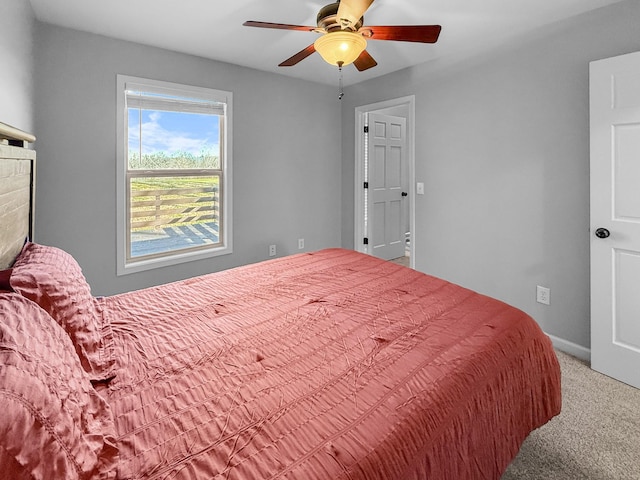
363, 25, 442, 43
243, 21, 317, 32
353, 50, 377, 71
279, 44, 316, 67
337, 0, 374, 29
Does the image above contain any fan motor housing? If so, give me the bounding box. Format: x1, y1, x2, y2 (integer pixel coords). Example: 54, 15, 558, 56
317, 2, 363, 32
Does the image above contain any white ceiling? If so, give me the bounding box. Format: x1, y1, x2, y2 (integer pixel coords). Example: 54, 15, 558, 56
28, 0, 626, 87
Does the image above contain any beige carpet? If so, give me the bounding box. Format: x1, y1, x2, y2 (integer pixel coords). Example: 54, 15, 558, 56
502, 350, 640, 480
389, 255, 410, 267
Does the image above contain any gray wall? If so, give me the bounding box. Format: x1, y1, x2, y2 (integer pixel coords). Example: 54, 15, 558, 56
33, 23, 343, 296
0, 0, 35, 132
341, 0, 640, 351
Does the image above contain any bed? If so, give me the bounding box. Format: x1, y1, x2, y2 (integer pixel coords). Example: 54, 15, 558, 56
0, 125, 561, 480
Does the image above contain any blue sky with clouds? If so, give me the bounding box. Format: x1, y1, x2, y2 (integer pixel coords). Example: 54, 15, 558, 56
128, 109, 220, 158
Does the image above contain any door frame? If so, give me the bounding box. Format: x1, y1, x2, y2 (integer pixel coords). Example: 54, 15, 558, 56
354, 95, 415, 267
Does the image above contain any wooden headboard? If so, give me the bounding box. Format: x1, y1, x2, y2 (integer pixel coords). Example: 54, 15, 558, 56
0, 122, 36, 269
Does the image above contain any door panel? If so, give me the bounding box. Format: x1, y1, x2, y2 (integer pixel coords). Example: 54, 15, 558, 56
614, 124, 640, 220
388, 146, 402, 188
615, 250, 640, 350
590, 51, 640, 388
372, 145, 386, 189
368, 113, 407, 260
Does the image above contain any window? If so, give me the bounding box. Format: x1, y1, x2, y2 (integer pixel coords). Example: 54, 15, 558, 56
116, 75, 232, 275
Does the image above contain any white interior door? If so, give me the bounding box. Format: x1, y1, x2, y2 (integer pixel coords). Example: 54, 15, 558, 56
367, 113, 407, 260
590, 51, 640, 389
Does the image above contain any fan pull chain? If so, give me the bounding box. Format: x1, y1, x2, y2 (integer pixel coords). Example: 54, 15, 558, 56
338, 61, 344, 100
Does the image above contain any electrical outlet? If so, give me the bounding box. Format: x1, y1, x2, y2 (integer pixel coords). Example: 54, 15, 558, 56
536, 285, 550, 305
298, 238, 304, 250
269, 244, 276, 257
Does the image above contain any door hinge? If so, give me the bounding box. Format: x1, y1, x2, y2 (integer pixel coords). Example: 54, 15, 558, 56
364, 125, 369, 133
363, 237, 369, 245
364, 181, 368, 189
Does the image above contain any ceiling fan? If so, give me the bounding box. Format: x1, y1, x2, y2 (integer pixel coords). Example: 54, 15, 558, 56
243, 0, 441, 72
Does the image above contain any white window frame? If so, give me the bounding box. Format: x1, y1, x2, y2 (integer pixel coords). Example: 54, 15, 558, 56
116, 74, 233, 275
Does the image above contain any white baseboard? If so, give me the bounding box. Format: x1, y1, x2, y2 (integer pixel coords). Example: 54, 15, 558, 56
546, 333, 591, 363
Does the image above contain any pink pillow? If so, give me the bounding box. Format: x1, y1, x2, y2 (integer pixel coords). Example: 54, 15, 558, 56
0, 293, 118, 479
9, 242, 115, 381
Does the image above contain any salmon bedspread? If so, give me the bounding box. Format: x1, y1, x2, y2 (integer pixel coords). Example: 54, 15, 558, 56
101, 248, 561, 479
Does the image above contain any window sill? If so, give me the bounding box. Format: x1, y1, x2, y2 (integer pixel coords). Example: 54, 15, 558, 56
117, 244, 232, 276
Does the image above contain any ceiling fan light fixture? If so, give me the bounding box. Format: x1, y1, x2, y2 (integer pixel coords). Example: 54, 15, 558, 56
314, 31, 367, 67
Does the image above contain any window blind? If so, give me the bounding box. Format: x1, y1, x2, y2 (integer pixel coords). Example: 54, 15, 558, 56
126, 91, 226, 115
